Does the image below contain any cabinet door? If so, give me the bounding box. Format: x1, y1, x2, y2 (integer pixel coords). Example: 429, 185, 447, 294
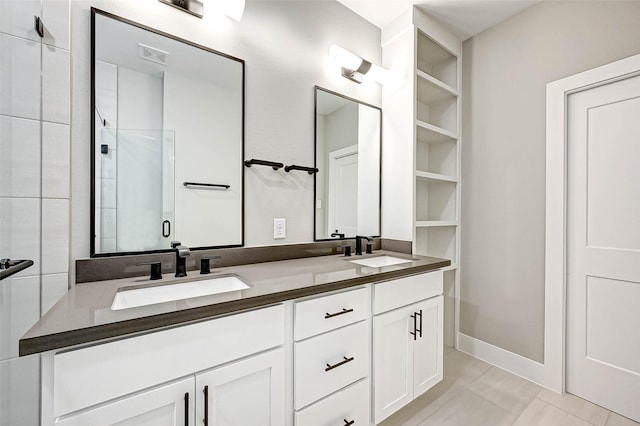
413, 295, 444, 397
55, 377, 194, 426
196, 348, 284, 426
373, 303, 416, 423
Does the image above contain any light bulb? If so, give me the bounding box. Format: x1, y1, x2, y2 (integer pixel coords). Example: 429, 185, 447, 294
329, 44, 363, 71
222, 0, 245, 21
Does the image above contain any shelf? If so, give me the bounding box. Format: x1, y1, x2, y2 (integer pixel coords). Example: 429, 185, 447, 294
415, 226, 457, 264
416, 120, 457, 141
416, 76, 457, 105
415, 171, 457, 183
415, 220, 457, 228
417, 70, 457, 97
415, 129, 457, 176
416, 30, 457, 89
415, 179, 456, 222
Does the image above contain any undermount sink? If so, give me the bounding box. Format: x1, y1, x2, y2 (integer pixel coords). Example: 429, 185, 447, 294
111, 274, 251, 311
349, 255, 414, 268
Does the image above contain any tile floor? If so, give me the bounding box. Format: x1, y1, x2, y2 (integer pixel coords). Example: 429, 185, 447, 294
380, 347, 640, 426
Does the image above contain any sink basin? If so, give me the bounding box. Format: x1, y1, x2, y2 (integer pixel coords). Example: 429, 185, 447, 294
349, 255, 414, 268
111, 274, 251, 310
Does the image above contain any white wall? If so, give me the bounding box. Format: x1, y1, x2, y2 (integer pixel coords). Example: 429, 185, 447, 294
461, 0, 640, 362
71, 0, 382, 265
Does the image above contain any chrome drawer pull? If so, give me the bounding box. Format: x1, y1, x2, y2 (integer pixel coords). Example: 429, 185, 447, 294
325, 308, 354, 319
325, 356, 355, 372
343, 419, 355, 426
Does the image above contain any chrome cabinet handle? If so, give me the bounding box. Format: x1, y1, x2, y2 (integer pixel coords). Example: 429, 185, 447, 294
325, 356, 355, 372
325, 308, 354, 319
416, 309, 423, 338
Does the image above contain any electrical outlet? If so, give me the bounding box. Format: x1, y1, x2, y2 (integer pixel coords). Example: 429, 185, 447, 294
274, 218, 286, 239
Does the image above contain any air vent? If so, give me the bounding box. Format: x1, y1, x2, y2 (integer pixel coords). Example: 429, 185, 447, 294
138, 43, 169, 65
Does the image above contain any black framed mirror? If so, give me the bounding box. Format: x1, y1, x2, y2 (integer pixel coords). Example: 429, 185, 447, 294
314, 86, 381, 241
90, 8, 244, 256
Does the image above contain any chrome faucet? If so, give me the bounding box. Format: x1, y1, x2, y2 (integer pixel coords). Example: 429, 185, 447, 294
171, 241, 190, 277
355, 236, 373, 256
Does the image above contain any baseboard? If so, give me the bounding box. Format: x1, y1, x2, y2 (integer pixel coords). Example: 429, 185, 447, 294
457, 332, 552, 389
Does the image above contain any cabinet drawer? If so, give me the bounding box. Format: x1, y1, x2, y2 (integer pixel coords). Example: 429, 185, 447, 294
295, 378, 370, 426
374, 271, 443, 314
294, 287, 367, 341
294, 321, 368, 409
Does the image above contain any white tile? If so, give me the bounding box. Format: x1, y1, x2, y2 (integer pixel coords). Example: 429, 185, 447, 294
41, 198, 69, 274
101, 178, 116, 209
101, 238, 116, 253
538, 389, 611, 426
42, 0, 69, 49
42, 121, 70, 198
0, 197, 40, 276
100, 146, 116, 179
418, 389, 515, 426
0, 0, 41, 42
0, 34, 41, 120
468, 366, 541, 416
42, 45, 70, 124
101, 208, 116, 239
606, 412, 640, 426
0, 355, 40, 426
514, 398, 591, 426
41, 273, 68, 315
0, 116, 41, 198
0, 275, 40, 360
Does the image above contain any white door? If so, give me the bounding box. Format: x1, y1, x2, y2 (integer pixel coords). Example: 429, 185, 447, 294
373, 303, 415, 423
566, 74, 640, 422
195, 348, 285, 426
328, 145, 358, 237
413, 296, 443, 398
55, 377, 195, 426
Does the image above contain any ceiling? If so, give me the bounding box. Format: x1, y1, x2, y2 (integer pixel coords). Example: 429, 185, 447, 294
335, 0, 540, 40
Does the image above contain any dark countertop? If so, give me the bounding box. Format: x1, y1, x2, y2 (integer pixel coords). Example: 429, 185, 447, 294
20, 251, 450, 356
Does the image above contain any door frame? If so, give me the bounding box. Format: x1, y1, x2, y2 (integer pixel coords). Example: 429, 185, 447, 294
545, 53, 640, 393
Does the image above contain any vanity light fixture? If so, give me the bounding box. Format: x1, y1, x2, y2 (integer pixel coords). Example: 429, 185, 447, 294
158, 0, 204, 18
158, 0, 245, 21
329, 44, 390, 85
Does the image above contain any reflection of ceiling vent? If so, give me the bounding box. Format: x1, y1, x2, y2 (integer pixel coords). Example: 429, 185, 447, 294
138, 43, 169, 65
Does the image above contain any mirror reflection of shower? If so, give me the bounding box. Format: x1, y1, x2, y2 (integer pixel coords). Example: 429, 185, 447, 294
96, 128, 175, 253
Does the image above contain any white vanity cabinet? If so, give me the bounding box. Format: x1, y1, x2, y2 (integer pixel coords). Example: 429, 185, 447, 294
43, 304, 284, 426
55, 377, 194, 426
195, 348, 285, 426
293, 287, 371, 425
373, 271, 444, 423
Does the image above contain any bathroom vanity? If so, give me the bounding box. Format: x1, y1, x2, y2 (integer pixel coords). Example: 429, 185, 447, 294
21, 252, 448, 425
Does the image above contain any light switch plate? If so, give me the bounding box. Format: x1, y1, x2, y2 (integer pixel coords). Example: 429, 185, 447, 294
274, 218, 286, 239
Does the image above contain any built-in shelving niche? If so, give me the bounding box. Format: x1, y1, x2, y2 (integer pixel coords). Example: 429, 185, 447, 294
415, 226, 457, 264
417, 30, 457, 90
416, 123, 457, 177
415, 178, 457, 222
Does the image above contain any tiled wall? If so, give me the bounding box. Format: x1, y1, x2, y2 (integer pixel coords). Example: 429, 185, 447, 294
0, 1, 70, 424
